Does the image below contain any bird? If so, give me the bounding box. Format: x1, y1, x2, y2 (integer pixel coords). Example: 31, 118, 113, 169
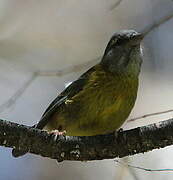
12, 30, 143, 157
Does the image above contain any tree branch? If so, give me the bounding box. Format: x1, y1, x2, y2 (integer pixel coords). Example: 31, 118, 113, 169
1, 118, 173, 162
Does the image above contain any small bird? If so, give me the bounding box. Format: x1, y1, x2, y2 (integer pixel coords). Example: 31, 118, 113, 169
12, 30, 143, 157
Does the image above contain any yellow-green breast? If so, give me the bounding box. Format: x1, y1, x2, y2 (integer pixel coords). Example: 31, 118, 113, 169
44, 65, 138, 136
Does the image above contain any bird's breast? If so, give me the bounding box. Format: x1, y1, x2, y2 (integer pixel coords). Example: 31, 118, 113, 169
64, 71, 138, 136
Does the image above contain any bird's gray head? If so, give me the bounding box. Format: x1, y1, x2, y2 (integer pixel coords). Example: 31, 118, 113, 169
101, 30, 143, 75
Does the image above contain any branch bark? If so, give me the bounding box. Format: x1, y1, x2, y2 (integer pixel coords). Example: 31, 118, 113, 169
1, 118, 173, 162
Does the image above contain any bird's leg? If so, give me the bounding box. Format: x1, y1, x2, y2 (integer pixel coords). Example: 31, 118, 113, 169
114, 128, 123, 138
114, 128, 124, 144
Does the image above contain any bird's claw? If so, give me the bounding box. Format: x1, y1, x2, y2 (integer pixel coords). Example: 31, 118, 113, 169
114, 128, 124, 144
114, 128, 123, 138
49, 130, 66, 141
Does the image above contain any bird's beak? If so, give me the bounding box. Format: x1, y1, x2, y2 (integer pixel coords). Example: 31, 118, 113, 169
130, 33, 144, 46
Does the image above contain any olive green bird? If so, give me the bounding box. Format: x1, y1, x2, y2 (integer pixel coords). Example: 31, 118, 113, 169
12, 30, 143, 157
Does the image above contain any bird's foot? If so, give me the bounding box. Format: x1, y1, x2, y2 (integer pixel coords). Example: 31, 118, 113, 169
49, 130, 66, 141
114, 128, 123, 138
50, 130, 66, 135
114, 128, 124, 144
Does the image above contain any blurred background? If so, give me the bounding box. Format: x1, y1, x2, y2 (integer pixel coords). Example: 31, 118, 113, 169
0, 0, 173, 179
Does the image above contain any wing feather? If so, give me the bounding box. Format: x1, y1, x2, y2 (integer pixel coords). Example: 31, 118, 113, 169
36, 66, 95, 129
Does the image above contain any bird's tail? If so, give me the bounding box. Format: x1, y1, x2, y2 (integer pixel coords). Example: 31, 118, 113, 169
12, 124, 37, 158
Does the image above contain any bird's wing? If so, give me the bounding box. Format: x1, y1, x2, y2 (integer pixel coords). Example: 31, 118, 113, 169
36, 66, 96, 129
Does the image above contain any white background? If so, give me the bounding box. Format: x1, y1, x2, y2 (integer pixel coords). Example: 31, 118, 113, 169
1, 0, 173, 179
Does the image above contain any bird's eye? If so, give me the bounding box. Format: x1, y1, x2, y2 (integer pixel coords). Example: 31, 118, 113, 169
112, 39, 117, 44
110, 39, 117, 46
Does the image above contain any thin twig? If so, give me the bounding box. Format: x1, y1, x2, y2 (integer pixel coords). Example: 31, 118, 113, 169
37, 57, 100, 76
128, 109, 173, 122
0, 73, 37, 113
142, 13, 173, 36
109, 0, 123, 11
0, 57, 100, 113
115, 160, 173, 172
